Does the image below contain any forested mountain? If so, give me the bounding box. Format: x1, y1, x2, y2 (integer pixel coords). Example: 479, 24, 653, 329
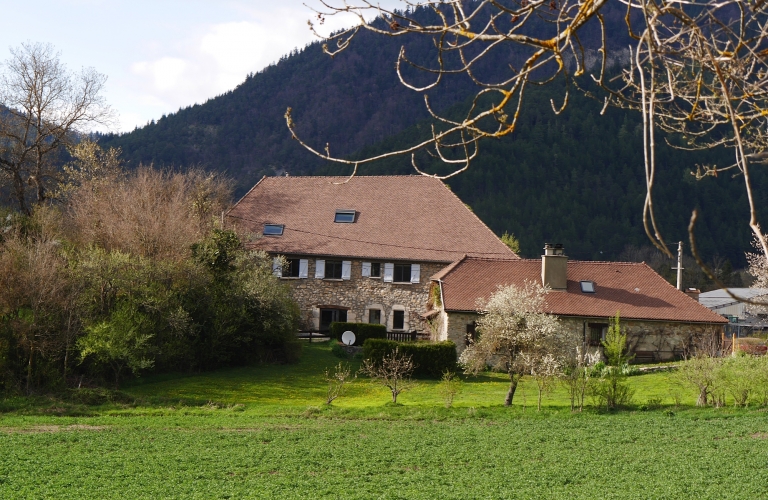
98, 2, 764, 267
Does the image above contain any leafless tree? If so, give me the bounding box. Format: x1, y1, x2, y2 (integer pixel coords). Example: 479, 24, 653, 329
66, 166, 231, 263
359, 347, 416, 403
296, 1, 768, 291
0, 42, 113, 214
324, 361, 355, 404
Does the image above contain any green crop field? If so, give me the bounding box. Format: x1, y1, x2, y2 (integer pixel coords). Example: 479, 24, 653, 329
1, 342, 767, 499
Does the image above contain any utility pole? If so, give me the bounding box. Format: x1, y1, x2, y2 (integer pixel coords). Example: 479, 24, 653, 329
672, 241, 684, 290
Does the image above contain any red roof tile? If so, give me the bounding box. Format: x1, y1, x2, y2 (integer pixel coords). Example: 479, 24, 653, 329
227, 176, 518, 262
435, 257, 727, 324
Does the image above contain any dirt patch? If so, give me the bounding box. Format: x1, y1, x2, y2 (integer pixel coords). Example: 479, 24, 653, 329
0, 424, 107, 434
751, 433, 768, 439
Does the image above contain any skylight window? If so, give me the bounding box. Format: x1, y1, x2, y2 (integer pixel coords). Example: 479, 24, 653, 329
263, 224, 284, 236
334, 209, 356, 223
580, 281, 596, 293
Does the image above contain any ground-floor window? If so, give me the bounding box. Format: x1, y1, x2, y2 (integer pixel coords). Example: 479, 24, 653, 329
320, 308, 347, 331
588, 323, 608, 347
369, 309, 381, 324
393, 310, 405, 330
466, 321, 477, 346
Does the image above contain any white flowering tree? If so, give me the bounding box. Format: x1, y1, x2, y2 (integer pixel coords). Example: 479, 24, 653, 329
460, 281, 573, 407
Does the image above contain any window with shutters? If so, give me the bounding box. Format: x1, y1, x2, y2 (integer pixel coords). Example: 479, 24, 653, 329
370, 262, 381, 278
393, 264, 411, 283
324, 260, 343, 279
284, 258, 301, 278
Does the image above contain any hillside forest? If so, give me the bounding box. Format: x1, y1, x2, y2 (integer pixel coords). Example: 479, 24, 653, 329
97, 2, 766, 274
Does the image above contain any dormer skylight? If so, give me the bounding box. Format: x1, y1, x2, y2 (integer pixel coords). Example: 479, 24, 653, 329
263, 224, 284, 236
334, 209, 356, 223
580, 281, 596, 293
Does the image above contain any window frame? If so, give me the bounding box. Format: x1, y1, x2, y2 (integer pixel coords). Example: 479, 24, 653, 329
393, 263, 412, 283
284, 258, 301, 278
263, 224, 284, 236
588, 323, 608, 347
580, 280, 596, 293
368, 309, 382, 325
370, 262, 381, 278
324, 260, 343, 280
392, 310, 405, 331
334, 209, 356, 223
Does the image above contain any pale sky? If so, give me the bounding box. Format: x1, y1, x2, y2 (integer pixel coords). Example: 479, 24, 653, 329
0, 1, 403, 132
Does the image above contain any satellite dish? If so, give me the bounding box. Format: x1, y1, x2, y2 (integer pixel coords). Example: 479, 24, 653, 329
341, 331, 356, 346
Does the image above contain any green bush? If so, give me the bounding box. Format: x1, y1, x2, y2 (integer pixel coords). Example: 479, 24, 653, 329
329, 322, 386, 346
363, 339, 457, 378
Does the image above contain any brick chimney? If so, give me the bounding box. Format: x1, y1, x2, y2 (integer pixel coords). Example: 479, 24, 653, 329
542, 243, 567, 291
684, 288, 701, 301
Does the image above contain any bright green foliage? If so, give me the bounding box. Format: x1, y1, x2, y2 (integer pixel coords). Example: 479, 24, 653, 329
500, 231, 521, 254
363, 339, 457, 378
77, 303, 154, 388
603, 312, 633, 366
329, 322, 386, 345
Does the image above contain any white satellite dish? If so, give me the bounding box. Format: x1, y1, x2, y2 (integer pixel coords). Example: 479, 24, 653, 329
341, 330, 356, 346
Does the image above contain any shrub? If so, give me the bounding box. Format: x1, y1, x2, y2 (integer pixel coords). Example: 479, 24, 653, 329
329, 322, 386, 346
363, 339, 457, 378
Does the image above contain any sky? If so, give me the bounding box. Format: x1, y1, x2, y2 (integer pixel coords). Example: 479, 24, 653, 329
0, 1, 402, 133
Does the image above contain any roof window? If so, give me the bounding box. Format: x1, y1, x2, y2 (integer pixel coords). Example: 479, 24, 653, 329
263, 224, 284, 236
334, 209, 356, 223
580, 281, 596, 293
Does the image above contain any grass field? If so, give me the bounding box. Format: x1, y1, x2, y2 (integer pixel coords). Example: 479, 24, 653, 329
1, 341, 767, 499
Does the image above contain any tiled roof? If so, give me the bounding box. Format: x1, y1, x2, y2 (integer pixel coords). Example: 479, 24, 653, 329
434, 257, 727, 324
227, 176, 518, 262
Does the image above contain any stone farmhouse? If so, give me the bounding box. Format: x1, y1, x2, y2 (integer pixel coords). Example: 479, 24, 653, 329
429, 244, 728, 361
226, 175, 517, 333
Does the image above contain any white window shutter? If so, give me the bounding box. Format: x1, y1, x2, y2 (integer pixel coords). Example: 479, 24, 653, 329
383, 263, 394, 282
272, 257, 282, 278
342, 261, 352, 280
299, 259, 308, 278
361, 262, 371, 277
410, 264, 421, 283
315, 259, 325, 279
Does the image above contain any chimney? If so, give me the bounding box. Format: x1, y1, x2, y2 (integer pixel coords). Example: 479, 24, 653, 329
542, 243, 567, 291
684, 288, 701, 302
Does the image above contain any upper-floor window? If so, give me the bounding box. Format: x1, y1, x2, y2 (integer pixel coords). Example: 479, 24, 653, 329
334, 210, 356, 223
325, 260, 343, 279
284, 258, 301, 278
580, 281, 596, 293
393, 264, 411, 283
263, 224, 284, 236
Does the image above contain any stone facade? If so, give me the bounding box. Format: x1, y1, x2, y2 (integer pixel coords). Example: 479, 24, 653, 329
439, 310, 725, 361
279, 256, 447, 333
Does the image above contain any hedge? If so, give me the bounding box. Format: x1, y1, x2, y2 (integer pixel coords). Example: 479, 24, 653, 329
362, 338, 457, 378
329, 322, 387, 346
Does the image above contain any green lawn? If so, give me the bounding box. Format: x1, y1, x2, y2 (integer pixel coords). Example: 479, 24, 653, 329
1, 342, 767, 499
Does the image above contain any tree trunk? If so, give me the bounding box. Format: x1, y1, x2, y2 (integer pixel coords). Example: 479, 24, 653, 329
537, 388, 543, 412
697, 387, 708, 406
504, 372, 519, 407
26, 346, 34, 395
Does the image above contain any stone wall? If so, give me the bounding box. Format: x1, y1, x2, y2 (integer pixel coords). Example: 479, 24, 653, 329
280, 256, 447, 333
441, 311, 724, 361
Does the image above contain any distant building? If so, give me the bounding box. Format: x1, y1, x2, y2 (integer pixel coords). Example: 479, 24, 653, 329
429, 245, 728, 361
699, 288, 768, 321
226, 175, 517, 333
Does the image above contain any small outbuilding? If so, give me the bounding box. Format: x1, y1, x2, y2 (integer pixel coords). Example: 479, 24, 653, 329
428, 245, 728, 362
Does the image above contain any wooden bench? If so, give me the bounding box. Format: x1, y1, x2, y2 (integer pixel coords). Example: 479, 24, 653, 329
633, 350, 656, 364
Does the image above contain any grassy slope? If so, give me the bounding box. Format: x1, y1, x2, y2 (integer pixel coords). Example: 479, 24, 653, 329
1, 342, 767, 499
